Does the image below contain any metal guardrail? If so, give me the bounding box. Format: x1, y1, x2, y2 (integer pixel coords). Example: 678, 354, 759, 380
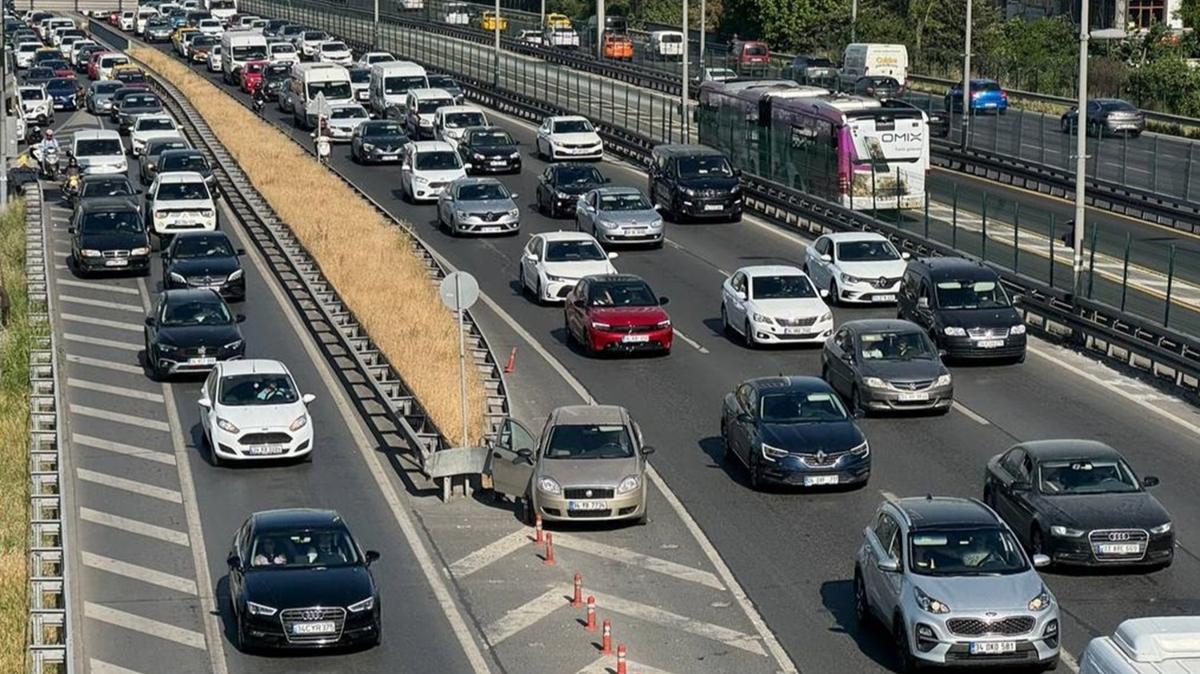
89, 22, 510, 483
23, 181, 69, 674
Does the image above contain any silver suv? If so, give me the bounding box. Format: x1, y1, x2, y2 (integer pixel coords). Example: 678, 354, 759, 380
854, 496, 1059, 671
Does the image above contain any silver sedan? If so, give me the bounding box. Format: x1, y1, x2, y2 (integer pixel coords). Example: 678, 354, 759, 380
436, 177, 521, 236
575, 186, 664, 248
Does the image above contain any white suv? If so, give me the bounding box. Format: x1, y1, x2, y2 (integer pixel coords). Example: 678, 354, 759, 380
198, 359, 316, 465
400, 141, 468, 202
145, 171, 217, 236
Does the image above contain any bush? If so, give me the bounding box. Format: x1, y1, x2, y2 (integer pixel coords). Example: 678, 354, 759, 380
1126, 55, 1200, 116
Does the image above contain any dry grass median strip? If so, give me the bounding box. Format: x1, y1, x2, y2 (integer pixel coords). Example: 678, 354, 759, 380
130, 47, 485, 447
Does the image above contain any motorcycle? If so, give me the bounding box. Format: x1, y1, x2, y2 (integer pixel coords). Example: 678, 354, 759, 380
40, 146, 60, 180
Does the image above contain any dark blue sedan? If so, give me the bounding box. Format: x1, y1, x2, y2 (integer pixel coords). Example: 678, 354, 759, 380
945, 78, 1008, 115
46, 78, 78, 111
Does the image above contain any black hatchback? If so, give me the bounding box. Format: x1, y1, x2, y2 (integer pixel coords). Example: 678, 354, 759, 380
144, 288, 245, 379
536, 163, 608, 218
69, 197, 151, 276
457, 126, 520, 174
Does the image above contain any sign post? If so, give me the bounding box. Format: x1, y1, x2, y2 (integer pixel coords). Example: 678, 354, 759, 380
439, 271, 479, 447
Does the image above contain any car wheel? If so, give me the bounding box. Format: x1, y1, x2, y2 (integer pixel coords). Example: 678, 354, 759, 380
828, 280, 839, 307
982, 483, 993, 506
720, 303, 731, 336
520, 492, 534, 525
853, 569, 871, 625
894, 615, 920, 673
820, 362, 830, 383
743, 320, 755, 349
535, 138, 544, 160
534, 278, 544, 306
851, 387, 866, 417
234, 609, 250, 653
563, 313, 574, 344
747, 446, 763, 490
1060, 117, 1071, 134
1030, 526, 1045, 557
633, 506, 648, 526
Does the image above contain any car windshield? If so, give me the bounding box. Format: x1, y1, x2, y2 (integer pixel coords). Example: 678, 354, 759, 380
148, 140, 188, 155
218, 373, 299, 406
25, 69, 53, 80
444, 111, 485, 128
1039, 459, 1140, 495
598, 192, 650, 211
468, 130, 513, 146
321, 42, 347, 52
415, 150, 460, 170
750, 274, 816, 300
270, 44, 295, 54
457, 183, 508, 201
248, 527, 359, 569
117, 72, 147, 83
1100, 100, 1137, 112
76, 139, 123, 157
303, 31, 325, 40
162, 154, 209, 171
975, 81, 1001, 91
935, 279, 1010, 310
760, 391, 848, 423
555, 166, 603, 185
860, 331, 934, 360
909, 527, 1028, 576
160, 298, 231, 326
545, 240, 606, 262
553, 119, 593, 134
172, 234, 234, 259
428, 76, 458, 90
47, 79, 74, 92
20, 90, 42, 100
307, 81, 351, 99
588, 280, 657, 307
244, 63, 263, 75
157, 182, 209, 200
837, 240, 900, 262
744, 44, 768, 56
192, 36, 215, 46
544, 424, 634, 459
81, 179, 133, 197
81, 210, 143, 235
124, 95, 158, 108
417, 97, 454, 114
384, 75, 425, 94
137, 118, 176, 131
678, 155, 733, 178
349, 69, 369, 83
266, 65, 291, 77
362, 122, 404, 139
330, 106, 366, 120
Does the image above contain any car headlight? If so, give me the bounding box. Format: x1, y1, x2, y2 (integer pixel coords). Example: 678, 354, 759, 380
157, 341, 178, 353
169, 271, 187, 283
751, 313, 774, 325
655, 319, 671, 329
413, 175, 429, 185
555, 190, 571, 199
128, 246, 151, 256
819, 311, 832, 323
863, 377, 887, 389
1150, 522, 1172, 535
419, 118, 432, 126
544, 274, 569, 283
616, 475, 640, 494
761, 443, 789, 461
914, 586, 950, 614
227, 269, 243, 282
455, 210, 470, 220
730, 184, 740, 194
850, 441, 869, 457
509, 151, 520, 159
840, 273, 865, 284
223, 339, 243, 351
596, 218, 618, 229
1050, 525, 1085, 538
246, 602, 277, 616
935, 374, 952, 387
217, 417, 239, 433
943, 326, 967, 337
590, 321, 611, 330
80, 249, 102, 258
681, 187, 697, 197
507, 208, 519, 218
471, 152, 485, 160
1027, 586, 1052, 612
347, 596, 375, 613
537, 476, 561, 495
1010, 323, 1027, 335
289, 413, 308, 432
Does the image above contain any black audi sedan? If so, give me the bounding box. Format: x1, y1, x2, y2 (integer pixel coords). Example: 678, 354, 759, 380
720, 376, 869, 490
144, 288, 245, 380
536, 163, 609, 218
984, 440, 1173, 569
162, 231, 246, 301
69, 197, 151, 276
821, 319, 953, 415
227, 509, 381, 651
456, 125, 520, 175
349, 120, 409, 165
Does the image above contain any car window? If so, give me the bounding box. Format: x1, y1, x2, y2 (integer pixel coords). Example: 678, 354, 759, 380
554, 165, 603, 185
248, 527, 359, 568
468, 129, 513, 146
837, 240, 899, 262
172, 234, 234, 259
1038, 459, 1140, 495
543, 424, 634, 459
544, 240, 606, 262
218, 373, 299, 406
749, 274, 816, 300
859, 331, 934, 361
587, 280, 657, 307
137, 117, 176, 131
160, 298, 232, 326
443, 111, 485, 128
598, 192, 650, 211
909, 527, 1027, 576
157, 182, 210, 200
552, 119, 594, 134
760, 391, 848, 423
457, 182, 508, 201
80, 209, 143, 235
1001, 448, 1026, 478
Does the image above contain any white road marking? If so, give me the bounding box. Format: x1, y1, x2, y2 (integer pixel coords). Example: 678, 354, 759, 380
59, 294, 144, 312
1061, 647, 1081, 673
880, 490, 900, 502
574, 656, 679, 674
554, 533, 726, 590
84, 602, 206, 650
79, 507, 189, 546
81, 551, 198, 595
65, 353, 144, 375
72, 433, 176, 465
57, 278, 142, 295
69, 404, 171, 432
952, 401, 991, 425
64, 332, 143, 352
89, 658, 146, 674
61, 313, 144, 332
449, 529, 529, 578
68, 378, 165, 403
673, 328, 709, 354
590, 589, 767, 656
76, 468, 183, 504
483, 585, 568, 645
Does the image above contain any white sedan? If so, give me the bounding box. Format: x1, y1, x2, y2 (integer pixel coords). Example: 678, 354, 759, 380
803, 232, 909, 305
206, 45, 222, 72
535, 115, 603, 161
198, 359, 316, 465
720, 265, 833, 347
356, 51, 396, 68
316, 40, 353, 66
129, 114, 181, 156
519, 231, 617, 304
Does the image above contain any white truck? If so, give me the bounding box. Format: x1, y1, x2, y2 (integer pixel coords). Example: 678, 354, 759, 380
220, 31, 268, 85
368, 61, 427, 119
1079, 617, 1200, 674
284, 63, 352, 130
840, 43, 909, 90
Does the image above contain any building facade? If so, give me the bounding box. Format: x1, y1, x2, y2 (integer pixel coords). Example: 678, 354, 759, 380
1004, 0, 1185, 30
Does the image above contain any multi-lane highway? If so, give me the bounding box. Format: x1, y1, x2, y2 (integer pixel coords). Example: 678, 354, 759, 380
122, 18, 1200, 674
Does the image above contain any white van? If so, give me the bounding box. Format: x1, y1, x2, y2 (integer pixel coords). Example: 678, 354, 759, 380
135, 7, 159, 35
1080, 617, 1200, 674
72, 129, 127, 175
433, 105, 489, 145
368, 61, 427, 118
443, 2, 470, 24
840, 43, 909, 89
221, 31, 268, 84
404, 88, 456, 140
207, 0, 237, 23
286, 63, 352, 129
648, 30, 684, 61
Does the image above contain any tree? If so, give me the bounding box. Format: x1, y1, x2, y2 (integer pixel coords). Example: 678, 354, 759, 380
718, 0, 846, 52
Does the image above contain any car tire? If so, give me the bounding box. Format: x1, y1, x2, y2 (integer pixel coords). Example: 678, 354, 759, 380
747, 446, 763, 491
1060, 117, 1071, 134
1030, 526, 1045, 558
828, 280, 839, 307
534, 278, 544, 306
234, 609, 250, 653
633, 507, 648, 526
853, 569, 871, 625
743, 320, 756, 349
720, 303, 731, 336
720, 420, 733, 461
851, 387, 867, 417
893, 615, 920, 673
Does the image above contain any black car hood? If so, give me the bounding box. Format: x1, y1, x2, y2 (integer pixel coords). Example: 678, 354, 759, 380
759, 420, 864, 454
362, 136, 407, 151
169, 256, 239, 279
157, 323, 241, 347
553, 182, 600, 196
121, 104, 162, 116
1040, 492, 1171, 531
465, 144, 518, 157
79, 231, 148, 251
859, 358, 945, 381
679, 176, 738, 191
243, 565, 374, 610
938, 307, 1021, 329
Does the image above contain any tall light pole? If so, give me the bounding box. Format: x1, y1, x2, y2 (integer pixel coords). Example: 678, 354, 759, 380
372, 0, 379, 48
851, 0, 857, 43
698, 0, 705, 70
681, 0, 688, 142
493, 0, 501, 88
1, 15, 8, 210
1072, 0, 1091, 297
596, 0, 605, 60
960, 0, 972, 151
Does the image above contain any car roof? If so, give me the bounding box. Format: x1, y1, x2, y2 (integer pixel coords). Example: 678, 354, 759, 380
1111, 617, 1200, 662
737, 265, 806, 277
911, 256, 996, 281
157, 171, 207, 183
840, 318, 923, 334
653, 143, 725, 157
251, 508, 345, 532
408, 87, 453, 99
539, 230, 598, 242
437, 105, 483, 115
219, 358, 287, 377
73, 129, 121, 141
411, 140, 455, 152
162, 287, 223, 303
549, 405, 628, 426
893, 496, 999, 529
548, 114, 589, 123
824, 231, 889, 243
78, 196, 139, 213
1019, 439, 1123, 462
743, 375, 830, 394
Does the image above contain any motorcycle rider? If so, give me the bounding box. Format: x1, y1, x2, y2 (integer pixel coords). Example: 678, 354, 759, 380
35, 129, 61, 179
62, 156, 81, 201
251, 80, 267, 116
311, 117, 331, 165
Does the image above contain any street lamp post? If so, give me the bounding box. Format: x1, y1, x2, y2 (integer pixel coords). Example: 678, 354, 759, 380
960, 0, 972, 151
596, 0, 605, 59
493, 0, 501, 88
1072, 0, 1091, 296
681, 0, 688, 142
698, 0, 705, 70
373, 0, 379, 48
851, 0, 857, 43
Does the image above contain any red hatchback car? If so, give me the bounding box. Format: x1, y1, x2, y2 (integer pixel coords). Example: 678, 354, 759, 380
238, 59, 268, 94
564, 274, 673, 356
87, 51, 113, 80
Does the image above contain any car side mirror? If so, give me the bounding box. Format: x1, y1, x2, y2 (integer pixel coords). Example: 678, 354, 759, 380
917, 297, 930, 309
658, 296, 669, 306
524, 252, 538, 262
901, 251, 911, 260
301, 393, 316, 404
144, 316, 156, 327
876, 557, 900, 573
841, 351, 854, 363
235, 314, 246, 323
819, 253, 831, 263
236, 248, 245, 255
1032, 553, 1050, 568
853, 408, 865, 419
68, 227, 75, 233
226, 554, 240, 569
515, 448, 534, 464
364, 550, 380, 566
736, 412, 753, 423
198, 397, 211, 409
607, 251, 618, 260
462, 162, 472, 170
1142, 475, 1160, 488
603, 177, 612, 183
819, 288, 830, 299
937, 348, 948, 358
733, 168, 742, 178
653, 203, 663, 211
572, 298, 585, 308
641, 445, 655, 456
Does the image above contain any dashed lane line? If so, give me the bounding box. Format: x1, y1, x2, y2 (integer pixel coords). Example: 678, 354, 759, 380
56, 278, 142, 295
79, 507, 189, 546
952, 401, 991, 425
449, 529, 529, 578
83, 602, 206, 650
590, 589, 767, 657
89, 659, 145, 674
672, 328, 710, 354
59, 294, 145, 313
69, 404, 172, 433
76, 468, 183, 504
64, 332, 143, 352
65, 354, 145, 375
73, 433, 176, 466
60, 313, 143, 332
68, 378, 165, 403
483, 585, 569, 646
81, 551, 198, 596
554, 534, 726, 591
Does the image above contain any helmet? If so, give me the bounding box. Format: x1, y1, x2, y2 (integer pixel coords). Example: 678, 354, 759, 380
44, 129, 54, 139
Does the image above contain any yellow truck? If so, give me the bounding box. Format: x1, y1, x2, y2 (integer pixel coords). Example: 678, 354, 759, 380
481, 11, 508, 31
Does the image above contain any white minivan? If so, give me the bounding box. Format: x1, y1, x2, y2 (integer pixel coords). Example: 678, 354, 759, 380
840, 43, 909, 90
284, 63, 352, 129
404, 88, 456, 140
368, 61, 427, 118
1080, 617, 1200, 674
220, 31, 268, 84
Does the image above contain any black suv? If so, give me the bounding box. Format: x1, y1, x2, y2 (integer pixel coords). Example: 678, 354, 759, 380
896, 257, 1026, 362
648, 144, 742, 223
535, 163, 608, 218
69, 197, 151, 276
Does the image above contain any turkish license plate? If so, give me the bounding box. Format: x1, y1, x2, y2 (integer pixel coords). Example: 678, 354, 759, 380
104, 258, 129, 267
568, 500, 608, 511
247, 444, 287, 456
187, 356, 216, 366
703, 204, 724, 211
490, 159, 507, 166
970, 641, 1016, 655
481, 226, 501, 233
783, 327, 814, 336
804, 475, 839, 486
622, 334, 650, 343
1097, 543, 1142, 555
875, 294, 896, 302
977, 339, 1005, 348
898, 392, 929, 402
292, 621, 336, 635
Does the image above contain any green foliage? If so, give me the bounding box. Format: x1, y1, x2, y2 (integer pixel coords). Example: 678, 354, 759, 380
1126, 55, 1200, 116
719, 0, 846, 52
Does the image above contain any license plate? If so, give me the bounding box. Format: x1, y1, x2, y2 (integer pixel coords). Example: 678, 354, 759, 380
104, 258, 129, 267
783, 327, 814, 336
875, 294, 896, 302
898, 392, 929, 401
1097, 543, 1142, 555
804, 475, 839, 486
481, 226, 500, 233
703, 204, 724, 211
568, 500, 608, 511
490, 160, 507, 166
622, 334, 650, 343
970, 641, 1016, 655
978, 339, 1005, 348
187, 357, 216, 365
247, 444, 287, 456
291, 621, 336, 635
379, 155, 398, 161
